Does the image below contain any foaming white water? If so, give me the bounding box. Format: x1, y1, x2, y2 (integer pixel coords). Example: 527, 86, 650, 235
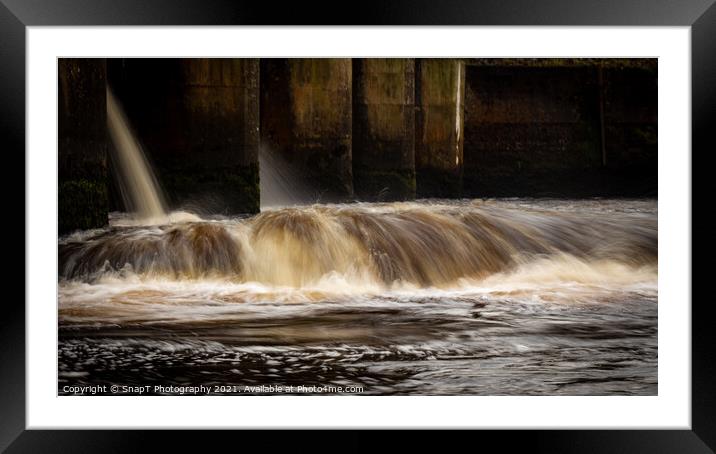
58, 252, 657, 326
107, 87, 168, 220
456, 254, 657, 294
58, 200, 658, 397
110, 210, 203, 227
60, 200, 657, 292
59, 272, 655, 331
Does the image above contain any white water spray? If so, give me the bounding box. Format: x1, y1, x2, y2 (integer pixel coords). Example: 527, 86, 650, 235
106, 87, 168, 221
259, 146, 314, 209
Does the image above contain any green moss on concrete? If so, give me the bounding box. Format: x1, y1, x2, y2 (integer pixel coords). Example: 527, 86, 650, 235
296, 141, 354, 200
160, 163, 260, 214
416, 168, 462, 199
59, 179, 108, 234
353, 168, 416, 201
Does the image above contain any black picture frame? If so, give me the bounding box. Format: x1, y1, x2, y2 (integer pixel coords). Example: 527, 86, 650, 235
4, 0, 711, 451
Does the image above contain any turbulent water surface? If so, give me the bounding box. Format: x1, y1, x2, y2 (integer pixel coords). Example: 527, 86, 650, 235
58, 199, 657, 395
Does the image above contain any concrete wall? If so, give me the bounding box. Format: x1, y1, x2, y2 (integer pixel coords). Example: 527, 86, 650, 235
352, 59, 416, 200
462, 59, 657, 197
415, 59, 465, 198
602, 65, 658, 195
463, 64, 601, 196
108, 58, 260, 214
58, 58, 657, 233
58, 58, 108, 234
261, 58, 353, 201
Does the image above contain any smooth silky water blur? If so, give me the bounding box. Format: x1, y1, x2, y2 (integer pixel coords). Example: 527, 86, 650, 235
58, 198, 657, 395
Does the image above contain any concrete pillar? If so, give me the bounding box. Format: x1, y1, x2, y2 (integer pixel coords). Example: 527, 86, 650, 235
352, 59, 415, 200
108, 58, 260, 214
415, 59, 465, 198
58, 58, 108, 234
260, 59, 353, 200
462, 63, 602, 197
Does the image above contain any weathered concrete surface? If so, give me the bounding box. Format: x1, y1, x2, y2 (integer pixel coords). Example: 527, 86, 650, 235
462, 59, 657, 197
415, 59, 465, 198
352, 59, 415, 200
96, 57, 655, 213
108, 58, 260, 214
58, 58, 108, 234
463, 64, 602, 197
261, 59, 353, 200
602, 64, 658, 195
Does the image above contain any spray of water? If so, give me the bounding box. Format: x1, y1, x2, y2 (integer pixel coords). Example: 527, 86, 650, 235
259, 146, 315, 209
106, 87, 168, 221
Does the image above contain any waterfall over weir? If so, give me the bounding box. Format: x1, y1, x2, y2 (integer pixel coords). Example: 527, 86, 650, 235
58, 199, 658, 396
59, 200, 657, 290
57, 59, 660, 397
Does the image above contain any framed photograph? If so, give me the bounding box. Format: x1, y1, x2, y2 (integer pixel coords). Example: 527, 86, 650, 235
5, 0, 711, 450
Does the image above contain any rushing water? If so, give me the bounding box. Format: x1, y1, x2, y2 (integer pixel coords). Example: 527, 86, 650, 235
58, 199, 657, 395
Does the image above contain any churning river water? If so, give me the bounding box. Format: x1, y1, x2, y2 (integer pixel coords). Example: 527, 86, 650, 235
58, 198, 657, 395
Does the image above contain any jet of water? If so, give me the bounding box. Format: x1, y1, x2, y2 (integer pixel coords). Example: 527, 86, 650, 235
106, 87, 168, 221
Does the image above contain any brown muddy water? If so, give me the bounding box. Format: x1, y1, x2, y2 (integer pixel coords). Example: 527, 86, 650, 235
58, 199, 657, 395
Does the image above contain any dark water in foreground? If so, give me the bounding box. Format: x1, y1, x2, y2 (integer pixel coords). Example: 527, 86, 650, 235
58, 199, 657, 395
